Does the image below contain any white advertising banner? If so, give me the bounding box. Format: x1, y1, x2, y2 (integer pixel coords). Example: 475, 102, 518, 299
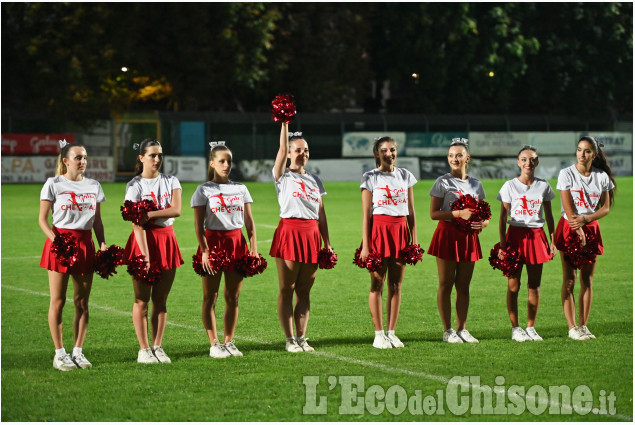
341, 132, 406, 157
527, 132, 577, 155
238, 158, 420, 182
466, 132, 531, 156
163, 156, 207, 182
577, 132, 633, 153
1, 156, 115, 183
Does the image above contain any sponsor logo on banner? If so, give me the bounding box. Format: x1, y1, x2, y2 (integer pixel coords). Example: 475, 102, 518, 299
0, 156, 114, 183
1, 134, 75, 155
163, 156, 206, 182
578, 132, 633, 153
405, 132, 468, 156
342, 132, 406, 157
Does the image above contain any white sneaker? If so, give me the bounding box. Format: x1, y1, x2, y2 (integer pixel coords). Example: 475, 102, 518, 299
372, 333, 393, 349
137, 348, 159, 363
152, 346, 171, 363
210, 343, 231, 358
568, 326, 590, 341
285, 338, 303, 353
443, 328, 463, 343
385, 332, 404, 348
579, 325, 596, 339
224, 341, 243, 356
457, 329, 479, 343
511, 327, 531, 342
53, 354, 78, 371
72, 353, 93, 369
525, 327, 543, 341
296, 337, 315, 352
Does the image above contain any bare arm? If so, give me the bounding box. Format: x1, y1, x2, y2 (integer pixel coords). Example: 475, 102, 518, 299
543, 200, 556, 254
317, 199, 331, 250
92, 203, 107, 250
429, 196, 471, 221
499, 202, 510, 248
147, 188, 182, 220
193, 205, 214, 275
583, 191, 611, 223
406, 187, 417, 245
38, 200, 56, 241
244, 203, 257, 255
273, 123, 289, 182
360, 189, 372, 261
132, 224, 151, 269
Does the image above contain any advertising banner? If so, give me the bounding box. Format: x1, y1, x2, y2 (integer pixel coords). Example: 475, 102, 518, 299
1, 156, 114, 183
577, 132, 633, 153
163, 156, 207, 182
1, 134, 76, 155
342, 132, 406, 157
405, 132, 469, 156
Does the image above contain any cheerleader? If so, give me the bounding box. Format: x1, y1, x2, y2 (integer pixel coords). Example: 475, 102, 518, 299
123, 138, 184, 363
39, 140, 107, 370
556, 136, 616, 340
270, 122, 333, 352
497, 145, 556, 342
192, 141, 258, 358
360, 136, 418, 349
428, 138, 488, 343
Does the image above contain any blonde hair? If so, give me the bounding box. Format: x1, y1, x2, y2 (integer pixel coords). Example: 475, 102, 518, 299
55, 143, 84, 176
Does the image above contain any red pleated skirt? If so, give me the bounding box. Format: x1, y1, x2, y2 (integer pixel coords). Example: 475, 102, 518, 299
506, 226, 553, 265
371, 215, 409, 258
427, 220, 482, 262
123, 225, 184, 270
554, 217, 604, 255
269, 218, 321, 263
196, 229, 249, 272
40, 228, 95, 275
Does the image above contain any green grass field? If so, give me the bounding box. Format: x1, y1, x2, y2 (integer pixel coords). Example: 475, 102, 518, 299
1, 177, 632, 421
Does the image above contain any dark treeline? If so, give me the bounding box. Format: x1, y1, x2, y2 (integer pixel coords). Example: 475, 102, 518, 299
2, 2, 632, 130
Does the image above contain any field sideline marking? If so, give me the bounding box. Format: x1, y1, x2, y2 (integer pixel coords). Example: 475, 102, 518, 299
2, 283, 630, 421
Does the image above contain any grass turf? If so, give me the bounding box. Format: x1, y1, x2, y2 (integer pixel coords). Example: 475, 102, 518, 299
1, 177, 632, 421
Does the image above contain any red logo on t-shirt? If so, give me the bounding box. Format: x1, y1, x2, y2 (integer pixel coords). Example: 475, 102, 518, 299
211, 193, 227, 207
377, 185, 406, 206
292, 181, 319, 203
513, 195, 542, 217
60, 192, 96, 211
571, 189, 592, 208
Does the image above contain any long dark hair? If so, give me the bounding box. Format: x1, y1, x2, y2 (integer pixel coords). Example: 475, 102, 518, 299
372, 136, 397, 167
134, 138, 162, 176
579, 136, 616, 206
208, 143, 232, 181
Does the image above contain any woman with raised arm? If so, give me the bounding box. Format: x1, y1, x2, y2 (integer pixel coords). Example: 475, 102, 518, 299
39, 140, 107, 370
270, 123, 333, 352
123, 138, 183, 363
556, 136, 615, 340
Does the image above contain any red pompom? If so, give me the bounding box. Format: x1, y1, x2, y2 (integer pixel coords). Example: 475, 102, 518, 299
564, 230, 601, 269
94, 244, 125, 279
192, 247, 232, 277
120, 199, 159, 225
353, 247, 383, 272
192, 253, 208, 277
317, 248, 338, 269
398, 244, 424, 265
127, 254, 162, 286
271, 94, 297, 123
235, 253, 268, 277
50, 231, 78, 267
488, 243, 522, 277
451, 194, 491, 234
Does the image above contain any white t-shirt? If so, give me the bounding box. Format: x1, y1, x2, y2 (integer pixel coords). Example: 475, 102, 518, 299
40, 175, 106, 230
273, 168, 326, 220
429, 173, 486, 221
125, 174, 182, 227
497, 178, 555, 228
190, 181, 253, 231
360, 168, 417, 216
556, 165, 615, 219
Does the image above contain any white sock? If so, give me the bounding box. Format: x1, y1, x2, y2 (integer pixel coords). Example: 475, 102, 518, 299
297, 335, 305, 341
153, 345, 161, 350
286, 337, 296, 343
375, 330, 384, 336
526, 326, 535, 331
387, 330, 395, 336
72, 347, 82, 357
55, 348, 66, 358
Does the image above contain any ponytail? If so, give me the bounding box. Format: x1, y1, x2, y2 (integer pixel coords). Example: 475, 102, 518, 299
55, 142, 80, 176
133, 138, 162, 176
579, 136, 616, 206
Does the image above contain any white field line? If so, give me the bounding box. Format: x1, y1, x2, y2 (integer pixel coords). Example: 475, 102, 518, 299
1, 283, 630, 421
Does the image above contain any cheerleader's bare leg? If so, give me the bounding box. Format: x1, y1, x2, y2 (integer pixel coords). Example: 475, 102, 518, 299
48, 271, 70, 349
577, 261, 596, 327
71, 273, 93, 348
436, 258, 456, 330
276, 258, 301, 338
559, 252, 578, 329
150, 268, 176, 347
525, 264, 543, 328
369, 263, 388, 331
385, 258, 406, 331
223, 271, 244, 343
506, 268, 523, 328
132, 278, 152, 349
294, 263, 318, 338
202, 272, 222, 344
454, 261, 475, 331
